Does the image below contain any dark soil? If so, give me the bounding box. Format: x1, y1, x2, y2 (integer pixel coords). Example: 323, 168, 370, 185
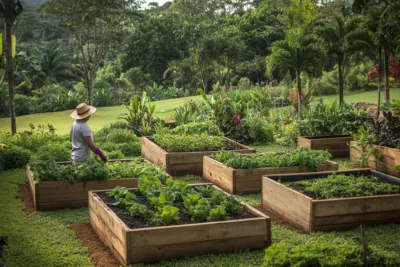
18, 183, 35, 212
150, 137, 244, 152
68, 222, 120, 267
253, 205, 305, 234
97, 190, 256, 229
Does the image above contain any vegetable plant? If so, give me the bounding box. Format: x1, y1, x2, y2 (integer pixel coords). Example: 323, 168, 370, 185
153, 133, 225, 152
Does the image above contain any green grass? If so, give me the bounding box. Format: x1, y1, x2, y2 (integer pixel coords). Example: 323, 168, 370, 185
1, 145, 400, 266
1, 88, 399, 135
0, 95, 203, 135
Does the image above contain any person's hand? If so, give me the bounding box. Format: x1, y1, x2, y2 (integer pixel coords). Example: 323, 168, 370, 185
95, 148, 108, 162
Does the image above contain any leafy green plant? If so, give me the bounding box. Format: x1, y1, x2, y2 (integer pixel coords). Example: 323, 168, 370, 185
285, 173, 400, 200
0, 146, 31, 170
129, 203, 154, 219
152, 205, 180, 226
153, 133, 224, 152
172, 122, 222, 135
351, 126, 382, 168
212, 147, 331, 171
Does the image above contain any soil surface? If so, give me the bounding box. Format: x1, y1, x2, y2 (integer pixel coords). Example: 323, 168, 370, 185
18, 183, 35, 212
97, 189, 256, 229
68, 222, 120, 267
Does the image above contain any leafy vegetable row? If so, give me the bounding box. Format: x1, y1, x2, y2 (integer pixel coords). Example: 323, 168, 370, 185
211, 147, 331, 171
30, 158, 165, 183
284, 173, 400, 199
107, 175, 243, 226
153, 133, 225, 152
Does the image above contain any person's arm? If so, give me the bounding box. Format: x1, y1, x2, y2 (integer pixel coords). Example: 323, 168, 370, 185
83, 135, 108, 162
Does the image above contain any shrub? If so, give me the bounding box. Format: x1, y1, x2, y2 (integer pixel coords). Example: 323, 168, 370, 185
0, 146, 31, 170
105, 150, 125, 159
172, 122, 222, 135
14, 94, 33, 116
246, 117, 274, 144
35, 143, 70, 162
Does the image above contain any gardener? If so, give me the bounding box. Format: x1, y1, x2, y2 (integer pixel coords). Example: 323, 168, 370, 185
70, 103, 108, 164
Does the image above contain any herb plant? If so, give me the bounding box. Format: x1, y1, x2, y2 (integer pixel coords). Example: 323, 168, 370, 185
211, 147, 331, 171
284, 173, 400, 199
153, 133, 225, 152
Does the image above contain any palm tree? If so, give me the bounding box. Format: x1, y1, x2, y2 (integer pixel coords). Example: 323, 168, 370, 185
36, 42, 81, 84
267, 34, 324, 118
318, 14, 360, 104
0, 0, 23, 134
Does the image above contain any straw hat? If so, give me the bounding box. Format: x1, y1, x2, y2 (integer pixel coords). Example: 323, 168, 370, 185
70, 103, 97, 120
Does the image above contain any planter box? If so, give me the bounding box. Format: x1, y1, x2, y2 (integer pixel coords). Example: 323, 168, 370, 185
141, 136, 255, 176
297, 135, 353, 158
350, 141, 400, 177
27, 159, 163, 211
89, 185, 271, 265
262, 169, 400, 233
203, 156, 339, 194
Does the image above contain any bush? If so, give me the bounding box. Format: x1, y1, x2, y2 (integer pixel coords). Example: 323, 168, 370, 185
14, 94, 33, 116
246, 117, 274, 144
35, 143, 71, 162
105, 150, 125, 159
172, 122, 222, 135
0, 146, 31, 170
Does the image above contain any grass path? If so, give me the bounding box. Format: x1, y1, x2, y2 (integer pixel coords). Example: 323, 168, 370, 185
0, 89, 399, 135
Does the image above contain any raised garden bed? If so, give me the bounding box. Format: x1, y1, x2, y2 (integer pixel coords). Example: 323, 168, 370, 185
203, 156, 338, 195
141, 136, 255, 175
350, 141, 400, 177
297, 135, 353, 158
89, 184, 271, 264
262, 169, 400, 233
27, 159, 168, 211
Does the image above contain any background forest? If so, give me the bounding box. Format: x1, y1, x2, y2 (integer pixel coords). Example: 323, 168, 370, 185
0, 0, 399, 118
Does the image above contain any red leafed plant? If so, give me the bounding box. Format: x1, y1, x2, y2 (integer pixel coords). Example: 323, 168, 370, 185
368, 57, 400, 82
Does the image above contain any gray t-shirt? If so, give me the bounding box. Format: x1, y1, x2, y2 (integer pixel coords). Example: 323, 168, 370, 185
70, 121, 93, 161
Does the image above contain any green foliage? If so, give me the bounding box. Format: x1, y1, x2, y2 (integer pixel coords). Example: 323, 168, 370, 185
0, 145, 31, 170
351, 126, 381, 168
263, 241, 363, 267
172, 121, 222, 135
153, 133, 224, 152
212, 147, 331, 171
152, 205, 180, 226
34, 142, 70, 162
246, 117, 275, 144
299, 100, 369, 136
285, 173, 400, 200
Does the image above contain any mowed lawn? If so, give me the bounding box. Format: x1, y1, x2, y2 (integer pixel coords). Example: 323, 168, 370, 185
0, 88, 399, 135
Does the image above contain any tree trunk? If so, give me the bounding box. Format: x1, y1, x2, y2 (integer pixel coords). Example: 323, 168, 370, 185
377, 48, 382, 119
383, 46, 390, 103
5, 23, 16, 134
338, 57, 344, 104
296, 70, 302, 119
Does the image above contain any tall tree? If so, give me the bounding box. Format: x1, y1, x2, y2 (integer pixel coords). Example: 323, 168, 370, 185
266, 0, 324, 118
318, 14, 360, 104
0, 0, 24, 134
44, 0, 139, 104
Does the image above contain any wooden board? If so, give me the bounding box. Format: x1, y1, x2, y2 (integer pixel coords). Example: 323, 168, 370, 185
262, 169, 400, 232
89, 185, 271, 265
141, 136, 255, 176
350, 141, 400, 177
298, 135, 353, 158
204, 156, 338, 194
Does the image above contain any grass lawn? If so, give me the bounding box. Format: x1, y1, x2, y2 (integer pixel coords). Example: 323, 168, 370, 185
1, 88, 399, 135
1, 143, 400, 266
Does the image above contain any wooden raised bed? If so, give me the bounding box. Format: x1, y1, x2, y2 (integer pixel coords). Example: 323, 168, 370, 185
203, 156, 338, 194
89, 184, 271, 265
350, 141, 400, 177
262, 169, 400, 233
141, 136, 255, 176
297, 135, 353, 158
27, 159, 164, 211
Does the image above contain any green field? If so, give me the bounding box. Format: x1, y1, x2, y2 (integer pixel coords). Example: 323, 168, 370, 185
0, 88, 398, 135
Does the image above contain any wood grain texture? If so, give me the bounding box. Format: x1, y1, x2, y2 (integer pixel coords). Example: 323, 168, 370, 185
298, 135, 353, 158
204, 156, 338, 194
89, 186, 271, 265
142, 136, 255, 176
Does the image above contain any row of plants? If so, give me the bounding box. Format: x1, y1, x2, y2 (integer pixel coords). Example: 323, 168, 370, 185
284, 173, 400, 200
106, 173, 244, 226
153, 133, 225, 153
30, 158, 165, 183
211, 147, 331, 171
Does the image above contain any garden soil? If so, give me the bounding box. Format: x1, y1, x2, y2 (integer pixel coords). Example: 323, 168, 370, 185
19, 183, 35, 212
68, 222, 120, 267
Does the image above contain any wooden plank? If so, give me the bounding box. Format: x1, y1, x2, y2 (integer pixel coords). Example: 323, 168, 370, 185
203, 157, 234, 194
313, 218, 400, 231
129, 236, 268, 264
313, 195, 400, 217
262, 177, 312, 225
89, 206, 127, 264
26, 166, 38, 210
313, 210, 400, 226
141, 137, 167, 167
129, 218, 267, 247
